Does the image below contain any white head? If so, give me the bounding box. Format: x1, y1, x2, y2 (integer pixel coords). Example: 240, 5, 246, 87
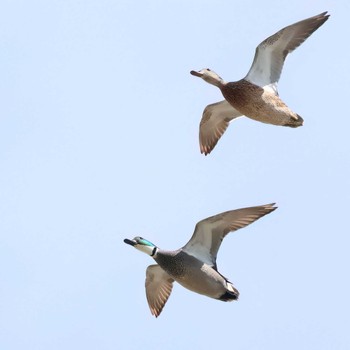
190, 68, 225, 87
124, 236, 158, 257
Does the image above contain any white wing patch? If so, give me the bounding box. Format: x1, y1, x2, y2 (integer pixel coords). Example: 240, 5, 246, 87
182, 223, 216, 266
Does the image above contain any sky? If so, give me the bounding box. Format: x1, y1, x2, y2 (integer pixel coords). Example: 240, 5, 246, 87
1, 0, 349, 349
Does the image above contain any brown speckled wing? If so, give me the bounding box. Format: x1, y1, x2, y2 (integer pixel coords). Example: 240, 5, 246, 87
145, 264, 174, 318
245, 12, 329, 87
199, 100, 242, 155
182, 203, 277, 267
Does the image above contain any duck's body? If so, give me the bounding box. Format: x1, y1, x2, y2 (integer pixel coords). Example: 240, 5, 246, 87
191, 12, 329, 155
124, 203, 277, 317
154, 249, 239, 300
221, 80, 303, 127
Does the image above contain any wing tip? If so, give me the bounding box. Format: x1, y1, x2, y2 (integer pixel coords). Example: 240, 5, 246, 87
200, 144, 212, 156
264, 202, 278, 212
316, 11, 330, 24
318, 11, 330, 18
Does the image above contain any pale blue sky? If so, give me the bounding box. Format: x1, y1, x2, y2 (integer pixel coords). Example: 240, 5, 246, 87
1, 0, 349, 349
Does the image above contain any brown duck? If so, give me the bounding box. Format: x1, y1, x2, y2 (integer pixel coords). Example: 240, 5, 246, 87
191, 12, 329, 155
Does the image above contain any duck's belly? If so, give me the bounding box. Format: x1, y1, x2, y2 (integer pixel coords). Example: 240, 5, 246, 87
173, 264, 227, 299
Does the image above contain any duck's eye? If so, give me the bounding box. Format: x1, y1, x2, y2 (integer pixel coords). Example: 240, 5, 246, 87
207, 68, 211, 71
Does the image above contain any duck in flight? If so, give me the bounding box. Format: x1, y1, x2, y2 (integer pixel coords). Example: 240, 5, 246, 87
124, 203, 277, 317
190, 12, 329, 155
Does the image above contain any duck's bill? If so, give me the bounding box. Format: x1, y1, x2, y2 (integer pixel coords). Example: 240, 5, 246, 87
124, 238, 136, 246
190, 70, 202, 77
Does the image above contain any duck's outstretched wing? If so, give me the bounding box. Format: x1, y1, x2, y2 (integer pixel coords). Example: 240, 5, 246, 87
145, 264, 174, 318
245, 12, 329, 88
182, 204, 277, 268
199, 100, 242, 155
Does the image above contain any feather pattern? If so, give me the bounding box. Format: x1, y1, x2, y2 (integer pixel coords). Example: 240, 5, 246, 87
145, 265, 174, 318
199, 100, 242, 155
182, 204, 277, 267
245, 12, 329, 87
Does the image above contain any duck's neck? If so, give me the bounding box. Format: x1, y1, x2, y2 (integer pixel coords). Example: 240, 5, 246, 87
207, 78, 226, 88
150, 246, 159, 257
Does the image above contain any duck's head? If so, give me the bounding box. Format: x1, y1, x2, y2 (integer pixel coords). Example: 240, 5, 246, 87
190, 68, 225, 87
124, 236, 158, 257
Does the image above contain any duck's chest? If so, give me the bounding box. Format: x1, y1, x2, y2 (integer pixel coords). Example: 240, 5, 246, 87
154, 251, 197, 279
220, 80, 266, 115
